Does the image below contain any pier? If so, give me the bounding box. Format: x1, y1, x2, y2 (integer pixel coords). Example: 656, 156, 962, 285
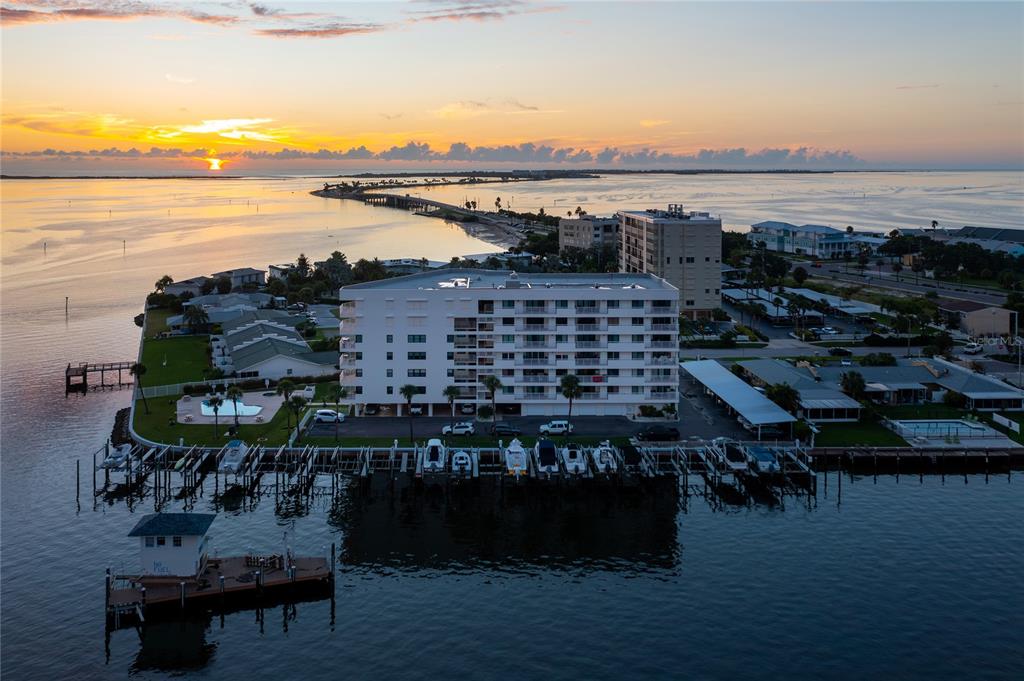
66, 361, 135, 394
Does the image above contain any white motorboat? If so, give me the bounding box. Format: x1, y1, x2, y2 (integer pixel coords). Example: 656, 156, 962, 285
102, 443, 133, 469
534, 439, 559, 475
450, 450, 472, 475
560, 442, 587, 475
504, 438, 528, 476
423, 438, 447, 472
590, 441, 618, 474
218, 439, 248, 474
720, 440, 750, 474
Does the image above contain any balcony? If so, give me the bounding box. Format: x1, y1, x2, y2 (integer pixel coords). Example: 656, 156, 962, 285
518, 358, 551, 366
477, 323, 494, 332
575, 323, 603, 332
646, 374, 675, 383
573, 305, 600, 315
575, 358, 605, 366
648, 390, 677, 400
647, 323, 677, 332
647, 341, 678, 349
578, 393, 602, 400
520, 322, 552, 332
339, 303, 359, 317
522, 304, 550, 315
575, 341, 605, 349
520, 375, 550, 383
647, 356, 676, 366
519, 341, 553, 349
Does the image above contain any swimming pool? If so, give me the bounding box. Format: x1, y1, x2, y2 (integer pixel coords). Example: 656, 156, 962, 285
200, 399, 263, 417
892, 419, 994, 439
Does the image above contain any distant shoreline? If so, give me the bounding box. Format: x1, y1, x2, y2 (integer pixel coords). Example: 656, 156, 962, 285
5, 168, 1018, 180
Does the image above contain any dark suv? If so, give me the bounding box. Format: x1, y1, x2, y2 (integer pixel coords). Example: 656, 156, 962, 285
489, 423, 522, 437
828, 347, 852, 357
636, 426, 681, 442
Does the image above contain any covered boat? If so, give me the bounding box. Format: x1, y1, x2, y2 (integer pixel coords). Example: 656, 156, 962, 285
504, 439, 528, 476
590, 441, 618, 474
423, 438, 447, 472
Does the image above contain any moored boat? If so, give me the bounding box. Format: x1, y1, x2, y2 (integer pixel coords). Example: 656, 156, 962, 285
560, 442, 587, 475
423, 438, 447, 472
504, 438, 528, 476
590, 441, 618, 474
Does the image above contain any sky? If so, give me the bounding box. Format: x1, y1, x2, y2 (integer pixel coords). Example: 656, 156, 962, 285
1, 1, 1022, 175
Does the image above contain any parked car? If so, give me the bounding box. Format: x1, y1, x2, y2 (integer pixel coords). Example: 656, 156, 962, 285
636, 426, 681, 442
490, 422, 522, 437
820, 327, 839, 335
539, 420, 573, 435
829, 347, 852, 357
442, 421, 475, 436
314, 409, 344, 423
459, 404, 476, 415
363, 404, 379, 416
409, 405, 424, 416
963, 342, 984, 355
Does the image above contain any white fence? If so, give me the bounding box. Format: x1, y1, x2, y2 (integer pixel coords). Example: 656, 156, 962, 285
993, 413, 1021, 433
140, 376, 253, 398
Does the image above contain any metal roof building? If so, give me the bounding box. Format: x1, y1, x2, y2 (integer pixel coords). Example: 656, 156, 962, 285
681, 360, 796, 437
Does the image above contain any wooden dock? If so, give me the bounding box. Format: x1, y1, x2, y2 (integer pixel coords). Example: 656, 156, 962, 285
106, 552, 333, 627
66, 361, 135, 394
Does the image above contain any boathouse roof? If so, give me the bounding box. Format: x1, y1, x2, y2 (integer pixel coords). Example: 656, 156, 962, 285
128, 513, 216, 537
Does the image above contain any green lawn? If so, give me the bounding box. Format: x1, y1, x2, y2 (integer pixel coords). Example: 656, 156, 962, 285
978, 412, 1024, 446
139, 336, 211, 386
875, 405, 968, 420
814, 421, 908, 447
133, 395, 301, 447
144, 308, 174, 338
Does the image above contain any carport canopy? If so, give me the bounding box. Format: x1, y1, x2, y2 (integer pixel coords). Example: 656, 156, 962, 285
680, 360, 797, 426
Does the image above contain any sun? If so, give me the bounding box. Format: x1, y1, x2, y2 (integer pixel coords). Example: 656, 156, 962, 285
204, 157, 225, 171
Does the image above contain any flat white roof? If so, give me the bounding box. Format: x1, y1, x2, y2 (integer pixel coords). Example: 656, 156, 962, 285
342, 268, 678, 292
681, 360, 797, 426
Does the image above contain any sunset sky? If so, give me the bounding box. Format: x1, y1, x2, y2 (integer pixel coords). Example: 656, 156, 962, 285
1, 1, 1022, 174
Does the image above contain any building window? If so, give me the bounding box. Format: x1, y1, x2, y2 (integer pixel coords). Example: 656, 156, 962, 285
387, 352, 393, 361
286, 368, 293, 375
173, 536, 182, 547
502, 335, 514, 343
386, 369, 393, 378
632, 352, 644, 360
157, 536, 166, 546
447, 334, 455, 343
705, 257, 711, 262
386, 386, 393, 395
608, 334, 619, 343
145, 537, 154, 547
607, 368, 620, 377
502, 317, 514, 326
386, 334, 393, 343
408, 369, 426, 377
502, 386, 514, 395
355, 335, 363, 343
714, 289, 720, 294
556, 317, 567, 326
607, 351, 619, 360
502, 300, 515, 309
607, 300, 619, 309
408, 352, 426, 360
666, 256, 671, 264
408, 334, 426, 343
556, 300, 568, 308
632, 301, 643, 309
501, 352, 515, 360
705, 289, 711, 294
632, 386, 642, 394
632, 334, 644, 343
355, 386, 363, 395
632, 317, 643, 326
685, 300, 695, 306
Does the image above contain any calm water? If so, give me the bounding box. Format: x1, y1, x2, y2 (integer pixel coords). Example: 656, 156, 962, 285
2, 172, 1023, 679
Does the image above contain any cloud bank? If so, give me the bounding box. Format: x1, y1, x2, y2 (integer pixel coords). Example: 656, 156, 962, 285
1, 141, 865, 169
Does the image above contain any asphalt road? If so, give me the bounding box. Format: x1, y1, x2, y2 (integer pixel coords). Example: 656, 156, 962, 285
813, 268, 1007, 305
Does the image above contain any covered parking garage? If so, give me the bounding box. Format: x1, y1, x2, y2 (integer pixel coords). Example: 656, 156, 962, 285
681, 360, 798, 438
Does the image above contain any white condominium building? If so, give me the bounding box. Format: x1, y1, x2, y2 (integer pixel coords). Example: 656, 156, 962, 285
337, 269, 679, 418
618, 205, 722, 319
558, 216, 621, 252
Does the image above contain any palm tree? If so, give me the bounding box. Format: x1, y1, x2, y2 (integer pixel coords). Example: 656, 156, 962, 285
328, 384, 347, 441
276, 379, 295, 432
840, 371, 866, 400
481, 375, 502, 422
931, 219, 938, 231
225, 386, 243, 431
182, 305, 210, 334
400, 384, 418, 442
765, 383, 801, 415
154, 274, 174, 292
893, 262, 903, 281
494, 197, 502, 212
773, 296, 783, 319
288, 395, 308, 442
442, 385, 460, 433
559, 374, 582, 427
130, 363, 149, 414
208, 395, 222, 436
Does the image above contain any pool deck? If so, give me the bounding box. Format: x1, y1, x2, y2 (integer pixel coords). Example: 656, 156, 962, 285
176, 391, 284, 425
890, 420, 1017, 449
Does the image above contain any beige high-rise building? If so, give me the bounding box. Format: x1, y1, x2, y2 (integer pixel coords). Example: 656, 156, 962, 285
618, 205, 722, 319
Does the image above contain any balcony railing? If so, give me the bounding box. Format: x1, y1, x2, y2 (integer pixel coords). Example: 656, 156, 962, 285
518, 359, 551, 366
647, 357, 676, 366
578, 393, 602, 400
575, 358, 605, 366
520, 341, 553, 349
646, 341, 678, 349
646, 374, 675, 383
575, 341, 605, 349
522, 305, 550, 314
519, 375, 551, 383
647, 323, 677, 331
575, 324, 603, 332
520, 323, 552, 331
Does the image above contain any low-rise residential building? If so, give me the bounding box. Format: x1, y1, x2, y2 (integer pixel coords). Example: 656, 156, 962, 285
379, 258, 448, 275
164, 276, 210, 298
268, 263, 294, 280
737, 359, 862, 422
231, 338, 337, 380
943, 227, 1024, 256
210, 267, 266, 289
337, 269, 679, 417
558, 216, 620, 252
937, 299, 1014, 337
618, 205, 722, 319
747, 221, 884, 258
